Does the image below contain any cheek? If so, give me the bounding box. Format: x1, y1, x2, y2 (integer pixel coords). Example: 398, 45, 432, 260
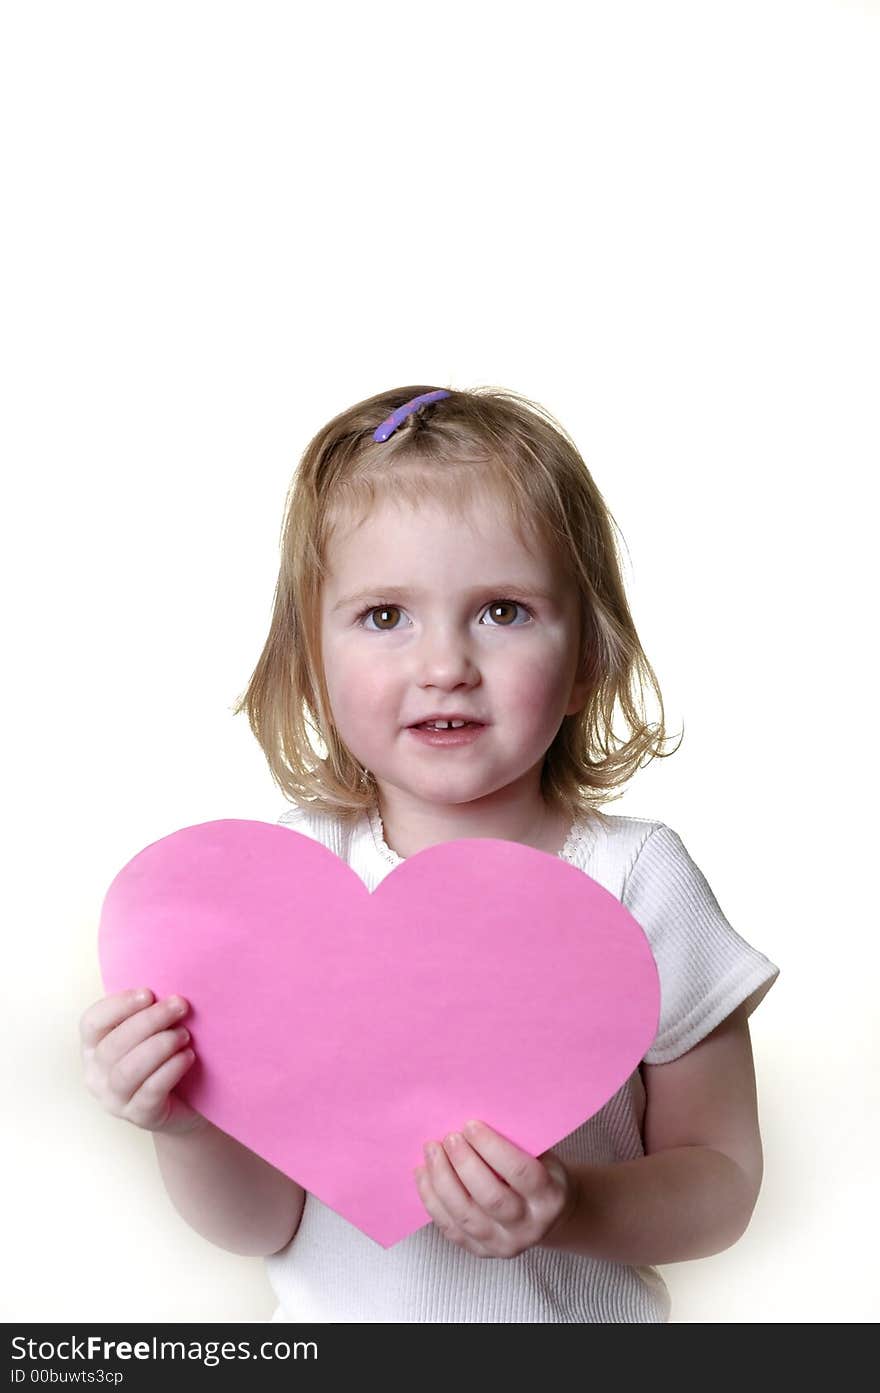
326, 651, 393, 725
501, 653, 570, 719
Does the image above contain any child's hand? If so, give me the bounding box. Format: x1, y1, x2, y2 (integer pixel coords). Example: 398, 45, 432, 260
79, 988, 204, 1137
414, 1119, 580, 1258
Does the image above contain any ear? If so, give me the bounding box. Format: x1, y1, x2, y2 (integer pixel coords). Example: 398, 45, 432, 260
562, 671, 590, 718
564, 662, 592, 717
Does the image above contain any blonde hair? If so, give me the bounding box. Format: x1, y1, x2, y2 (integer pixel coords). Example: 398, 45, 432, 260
232, 383, 682, 825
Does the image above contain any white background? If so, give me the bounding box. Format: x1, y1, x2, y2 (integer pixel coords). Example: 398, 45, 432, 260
2, 0, 877, 1323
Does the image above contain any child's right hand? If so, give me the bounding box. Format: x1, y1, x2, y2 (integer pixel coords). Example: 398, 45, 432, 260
79, 988, 204, 1137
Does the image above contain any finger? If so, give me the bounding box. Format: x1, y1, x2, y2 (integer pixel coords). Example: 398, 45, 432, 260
414, 1165, 463, 1238
423, 1142, 489, 1235
441, 1131, 525, 1224
537, 1148, 571, 1189
124, 1047, 197, 1129
93, 992, 189, 1069
460, 1120, 551, 1201
106, 1024, 193, 1107
79, 989, 157, 1049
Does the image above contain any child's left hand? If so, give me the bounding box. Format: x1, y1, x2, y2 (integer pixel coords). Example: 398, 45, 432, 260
414, 1119, 580, 1258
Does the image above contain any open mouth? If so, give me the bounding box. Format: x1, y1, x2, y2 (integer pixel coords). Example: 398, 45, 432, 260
407, 722, 487, 745
411, 721, 483, 731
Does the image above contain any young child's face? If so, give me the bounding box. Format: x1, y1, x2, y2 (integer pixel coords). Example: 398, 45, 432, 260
319, 491, 588, 811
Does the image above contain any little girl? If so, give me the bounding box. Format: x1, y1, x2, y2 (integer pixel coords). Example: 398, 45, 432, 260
80, 384, 780, 1324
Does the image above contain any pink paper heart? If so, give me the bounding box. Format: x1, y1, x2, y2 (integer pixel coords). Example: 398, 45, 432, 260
99, 819, 659, 1247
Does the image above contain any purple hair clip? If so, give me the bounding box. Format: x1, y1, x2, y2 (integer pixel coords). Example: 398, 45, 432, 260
372, 389, 451, 443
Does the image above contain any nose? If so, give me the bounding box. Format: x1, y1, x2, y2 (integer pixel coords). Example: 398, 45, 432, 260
414, 622, 480, 689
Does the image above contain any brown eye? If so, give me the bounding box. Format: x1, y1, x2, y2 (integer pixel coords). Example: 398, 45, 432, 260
365, 605, 402, 630
482, 600, 526, 626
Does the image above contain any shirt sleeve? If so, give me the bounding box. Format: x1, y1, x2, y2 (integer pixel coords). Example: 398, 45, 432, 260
622, 823, 780, 1065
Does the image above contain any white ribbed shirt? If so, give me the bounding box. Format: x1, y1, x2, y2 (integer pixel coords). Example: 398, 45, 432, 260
265, 803, 779, 1324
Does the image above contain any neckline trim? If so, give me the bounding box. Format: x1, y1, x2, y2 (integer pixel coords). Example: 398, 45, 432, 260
367, 802, 584, 868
